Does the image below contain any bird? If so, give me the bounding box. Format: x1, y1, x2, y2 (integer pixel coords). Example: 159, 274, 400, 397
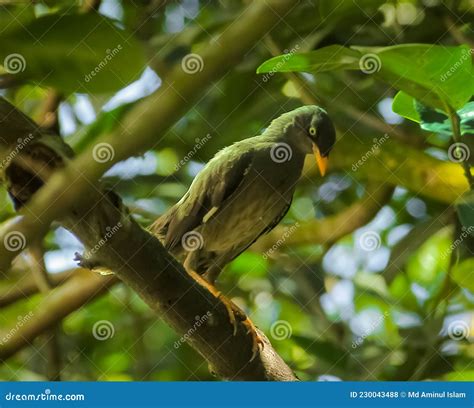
150, 105, 336, 356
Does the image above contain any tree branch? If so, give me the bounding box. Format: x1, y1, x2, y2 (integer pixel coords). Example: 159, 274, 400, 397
0, 269, 76, 308
0, 269, 116, 363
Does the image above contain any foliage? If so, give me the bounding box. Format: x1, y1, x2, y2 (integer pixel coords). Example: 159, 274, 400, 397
0, 0, 473, 382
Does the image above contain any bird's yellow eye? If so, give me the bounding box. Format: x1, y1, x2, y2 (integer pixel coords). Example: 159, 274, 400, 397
309, 127, 316, 136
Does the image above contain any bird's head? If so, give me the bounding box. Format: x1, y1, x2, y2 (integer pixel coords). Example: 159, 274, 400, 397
276, 105, 336, 176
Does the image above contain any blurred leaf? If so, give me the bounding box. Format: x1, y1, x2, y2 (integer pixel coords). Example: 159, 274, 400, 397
291, 335, 348, 368
228, 252, 268, 278
69, 101, 137, 152
385, 217, 449, 284
456, 191, 474, 231
318, 0, 384, 25
406, 228, 451, 296
389, 275, 419, 312
0, 14, 146, 93
444, 370, 474, 381
451, 258, 474, 292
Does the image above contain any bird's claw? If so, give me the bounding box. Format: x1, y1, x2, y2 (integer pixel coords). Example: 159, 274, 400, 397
186, 269, 264, 361
242, 317, 265, 361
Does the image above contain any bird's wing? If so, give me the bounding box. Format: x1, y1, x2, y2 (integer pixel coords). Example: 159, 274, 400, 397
157, 146, 255, 251
219, 196, 293, 265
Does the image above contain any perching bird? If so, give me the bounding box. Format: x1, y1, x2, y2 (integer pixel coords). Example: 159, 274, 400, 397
150, 105, 336, 354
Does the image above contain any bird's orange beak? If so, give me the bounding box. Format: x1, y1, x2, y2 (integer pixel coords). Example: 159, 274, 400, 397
313, 144, 328, 176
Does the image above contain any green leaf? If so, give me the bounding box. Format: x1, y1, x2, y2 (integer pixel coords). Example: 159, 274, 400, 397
452, 258, 474, 292
393, 96, 474, 136
361, 44, 473, 110
256, 45, 361, 75
258, 44, 473, 110
392, 91, 420, 123
0, 13, 146, 93
457, 102, 474, 135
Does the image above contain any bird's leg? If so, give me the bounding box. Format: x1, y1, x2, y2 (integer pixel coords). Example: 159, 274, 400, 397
183, 255, 264, 360
183, 254, 237, 334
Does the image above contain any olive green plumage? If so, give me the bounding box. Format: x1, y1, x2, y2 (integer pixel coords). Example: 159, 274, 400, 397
151, 105, 336, 283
